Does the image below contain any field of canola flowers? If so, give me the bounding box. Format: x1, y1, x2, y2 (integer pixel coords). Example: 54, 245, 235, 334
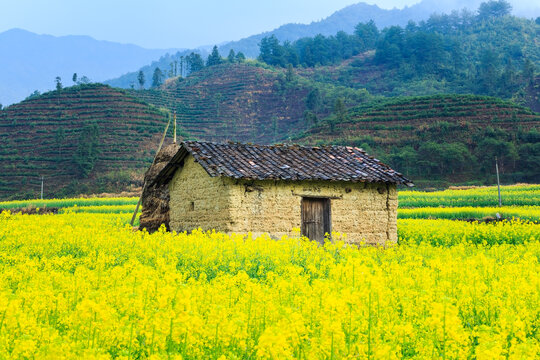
0, 184, 538, 359
1, 184, 538, 221
398, 184, 540, 208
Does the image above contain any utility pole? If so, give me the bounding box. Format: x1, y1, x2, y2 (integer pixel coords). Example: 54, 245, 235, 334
40, 176, 44, 200
495, 157, 501, 207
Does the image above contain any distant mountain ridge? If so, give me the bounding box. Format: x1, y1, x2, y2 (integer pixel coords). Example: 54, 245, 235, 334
214, 0, 484, 58
0, 29, 181, 105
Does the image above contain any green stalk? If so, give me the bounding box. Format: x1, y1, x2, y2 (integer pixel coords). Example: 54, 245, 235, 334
368, 291, 372, 360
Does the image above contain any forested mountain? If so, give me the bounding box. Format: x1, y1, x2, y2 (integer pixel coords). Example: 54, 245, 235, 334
105, 0, 511, 89
107, 1, 431, 88
214, 0, 461, 58
256, 3, 539, 105
106, 1, 539, 104
0, 29, 180, 106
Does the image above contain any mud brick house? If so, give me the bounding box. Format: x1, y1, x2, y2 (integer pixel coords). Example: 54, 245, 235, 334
140, 141, 413, 245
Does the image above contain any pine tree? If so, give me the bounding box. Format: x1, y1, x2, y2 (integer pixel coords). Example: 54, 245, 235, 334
227, 49, 236, 63
186, 52, 204, 73
137, 71, 145, 89
206, 46, 222, 66
478, 0, 512, 20
152, 67, 164, 88
235, 52, 246, 63
73, 122, 100, 177
55, 76, 62, 91
285, 63, 294, 82
305, 88, 321, 111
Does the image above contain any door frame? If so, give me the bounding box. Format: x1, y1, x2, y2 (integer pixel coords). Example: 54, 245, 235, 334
300, 197, 332, 243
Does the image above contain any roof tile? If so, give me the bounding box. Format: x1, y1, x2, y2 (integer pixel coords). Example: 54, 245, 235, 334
154, 141, 414, 186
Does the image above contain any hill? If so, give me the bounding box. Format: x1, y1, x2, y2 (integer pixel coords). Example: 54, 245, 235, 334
0, 29, 180, 106
0, 62, 372, 199
1, 80, 537, 199
128, 62, 369, 143
0, 84, 170, 200
298, 94, 540, 187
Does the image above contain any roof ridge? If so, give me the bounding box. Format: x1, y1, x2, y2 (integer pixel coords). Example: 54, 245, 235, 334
152, 140, 414, 187
183, 140, 371, 153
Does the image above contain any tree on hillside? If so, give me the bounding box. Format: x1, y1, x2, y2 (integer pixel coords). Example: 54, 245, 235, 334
259, 35, 287, 67
152, 67, 164, 88
137, 70, 145, 89
354, 20, 379, 50
55, 76, 62, 91
26, 90, 41, 100
327, 98, 347, 132
406, 32, 445, 74
475, 137, 518, 173
186, 52, 204, 73
285, 63, 295, 82
206, 46, 223, 66
72, 73, 78, 84
477, 49, 500, 93
227, 49, 236, 63
235, 52, 246, 63
79, 76, 90, 84
521, 58, 536, 85
477, 0, 512, 20
333, 98, 347, 122
374, 26, 404, 67
305, 88, 321, 112
73, 122, 100, 177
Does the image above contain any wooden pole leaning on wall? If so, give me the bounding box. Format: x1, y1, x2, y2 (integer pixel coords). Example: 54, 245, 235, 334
130, 112, 173, 227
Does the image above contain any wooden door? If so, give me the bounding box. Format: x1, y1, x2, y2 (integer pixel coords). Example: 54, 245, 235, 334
301, 198, 331, 244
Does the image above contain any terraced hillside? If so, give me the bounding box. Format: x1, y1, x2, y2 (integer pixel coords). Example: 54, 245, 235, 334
304, 95, 539, 144
299, 94, 540, 186
129, 63, 319, 143
0, 84, 169, 200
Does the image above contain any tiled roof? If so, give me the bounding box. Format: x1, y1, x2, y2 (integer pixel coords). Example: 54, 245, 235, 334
153, 141, 413, 186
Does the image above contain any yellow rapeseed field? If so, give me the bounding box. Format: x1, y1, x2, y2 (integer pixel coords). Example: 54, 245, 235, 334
0, 211, 539, 359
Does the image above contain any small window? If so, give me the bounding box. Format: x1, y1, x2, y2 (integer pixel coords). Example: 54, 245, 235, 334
189, 201, 195, 211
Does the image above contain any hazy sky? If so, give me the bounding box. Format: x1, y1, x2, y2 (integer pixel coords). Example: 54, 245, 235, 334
0, 0, 421, 49
0, 0, 537, 49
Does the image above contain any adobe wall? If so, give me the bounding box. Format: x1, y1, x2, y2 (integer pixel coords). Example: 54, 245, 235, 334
168, 155, 233, 232
168, 157, 398, 244
228, 180, 398, 245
